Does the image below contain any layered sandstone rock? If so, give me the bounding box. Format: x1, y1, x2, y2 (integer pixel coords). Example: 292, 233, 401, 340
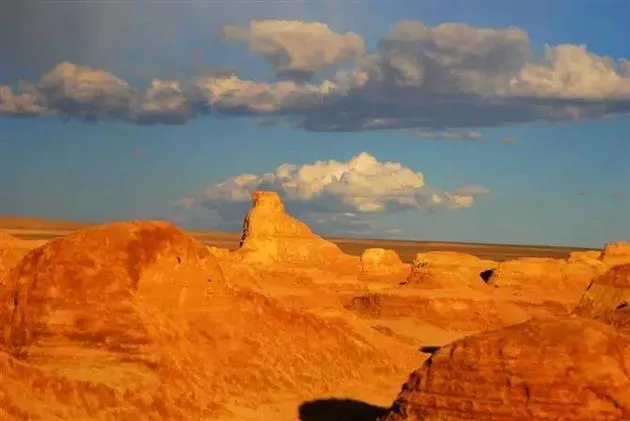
0, 220, 227, 357
381, 317, 630, 421
599, 307, 630, 336
0, 220, 401, 420
573, 263, 630, 319
345, 291, 529, 332
488, 257, 599, 298
236, 191, 359, 269
600, 241, 630, 266
402, 251, 496, 289
360, 248, 410, 281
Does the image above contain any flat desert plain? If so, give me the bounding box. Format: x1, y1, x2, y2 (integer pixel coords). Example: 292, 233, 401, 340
1, 215, 586, 262
0, 193, 629, 421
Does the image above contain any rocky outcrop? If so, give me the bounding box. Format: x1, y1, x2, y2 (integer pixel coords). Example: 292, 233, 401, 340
573, 263, 630, 319
236, 191, 358, 269
488, 257, 601, 298
402, 251, 496, 289
600, 241, 630, 266
0, 220, 227, 356
360, 248, 410, 281
344, 291, 529, 332
381, 317, 630, 421
0, 220, 402, 420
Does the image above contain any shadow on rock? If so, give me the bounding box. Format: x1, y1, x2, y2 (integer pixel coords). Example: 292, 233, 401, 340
298, 398, 388, 421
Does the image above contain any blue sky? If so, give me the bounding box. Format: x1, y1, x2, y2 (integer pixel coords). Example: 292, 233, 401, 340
1, 0, 629, 247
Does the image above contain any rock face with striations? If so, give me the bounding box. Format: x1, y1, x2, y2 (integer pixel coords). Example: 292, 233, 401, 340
0, 220, 227, 357
402, 251, 496, 289
236, 191, 358, 268
381, 317, 630, 421
573, 263, 630, 320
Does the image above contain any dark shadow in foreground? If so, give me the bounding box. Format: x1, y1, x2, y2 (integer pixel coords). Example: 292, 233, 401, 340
298, 398, 389, 421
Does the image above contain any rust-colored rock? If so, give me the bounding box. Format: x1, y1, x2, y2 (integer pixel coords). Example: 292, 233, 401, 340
381, 317, 630, 421
0, 220, 226, 356
488, 257, 600, 298
344, 291, 529, 332
574, 263, 630, 319
236, 191, 359, 269
403, 252, 496, 289
600, 241, 630, 266
0, 220, 403, 420
360, 248, 410, 282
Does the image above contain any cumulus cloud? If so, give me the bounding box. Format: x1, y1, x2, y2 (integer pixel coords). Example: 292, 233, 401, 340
3, 20, 630, 130
221, 20, 365, 79
173, 152, 488, 234
0, 62, 209, 124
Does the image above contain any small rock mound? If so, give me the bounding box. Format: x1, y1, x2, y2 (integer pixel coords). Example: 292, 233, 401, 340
236, 191, 358, 269
381, 317, 630, 421
402, 251, 496, 289
600, 241, 630, 266
574, 263, 630, 319
360, 248, 410, 281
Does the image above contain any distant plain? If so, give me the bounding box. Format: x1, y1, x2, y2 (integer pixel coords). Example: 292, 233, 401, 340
0, 215, 591, 262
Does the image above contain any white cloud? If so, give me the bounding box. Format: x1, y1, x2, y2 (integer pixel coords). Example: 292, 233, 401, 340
3, 20, 630, 130
221, 20, 365, 79
174, 152, 488, 234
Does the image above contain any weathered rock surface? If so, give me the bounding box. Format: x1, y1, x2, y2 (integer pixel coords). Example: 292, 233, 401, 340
402, 252, 496, 289
574, 263, 630, 319
488, 257, 600, 298
360, 248, 410, 281
0, 220, 401, 420
600, 241, 630, 266
236, 191, 359, 269
344, 291, 529, 332
381, 317, 630, 421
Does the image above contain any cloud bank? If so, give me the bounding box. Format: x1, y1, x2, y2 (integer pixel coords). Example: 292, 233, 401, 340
2, 19, 630, 131
173, 152, 489, 235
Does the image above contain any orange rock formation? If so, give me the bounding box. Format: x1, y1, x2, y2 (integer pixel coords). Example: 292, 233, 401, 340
381, 317, 630, 420
574, 263, 630, 319
236, 191, 359, 269
0, 220, 402, 420
403, 251, 496, 289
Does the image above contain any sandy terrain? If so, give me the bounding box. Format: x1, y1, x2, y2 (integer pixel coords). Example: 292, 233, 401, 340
0, 198, 628, 421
